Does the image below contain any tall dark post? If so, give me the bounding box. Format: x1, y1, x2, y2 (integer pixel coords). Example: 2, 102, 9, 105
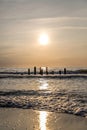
46, 67, 48, 75
64, 68, 66, 74
28, 68, 30, 75
34, 66, 36, 75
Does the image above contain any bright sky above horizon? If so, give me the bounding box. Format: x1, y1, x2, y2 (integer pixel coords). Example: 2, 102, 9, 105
0, 0, 87, 67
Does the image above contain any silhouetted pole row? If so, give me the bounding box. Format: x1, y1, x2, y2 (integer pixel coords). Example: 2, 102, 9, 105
28, 67, 67, 75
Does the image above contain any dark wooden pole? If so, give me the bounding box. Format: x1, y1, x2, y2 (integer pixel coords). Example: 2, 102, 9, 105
46, 67, 48, 75
28, 68, 30, 75
41, 68, 43, 75
51, 71, 54, 75
34, 66, 36, 75
40, 67, 42, 75
64, 68, 66, 74
40, 67, 43, 75
59, 70, 61, 75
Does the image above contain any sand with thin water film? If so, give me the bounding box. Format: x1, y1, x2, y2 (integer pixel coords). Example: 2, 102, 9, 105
0, 108, 87, 130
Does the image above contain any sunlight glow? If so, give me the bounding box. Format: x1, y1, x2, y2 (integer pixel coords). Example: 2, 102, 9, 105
39, 79, 48, 90
39, 33, 49, 45
39, 111, 48, 130
40, 82, 48, 90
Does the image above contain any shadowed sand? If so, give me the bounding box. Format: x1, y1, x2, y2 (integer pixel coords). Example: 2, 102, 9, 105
0, 108, 87, 130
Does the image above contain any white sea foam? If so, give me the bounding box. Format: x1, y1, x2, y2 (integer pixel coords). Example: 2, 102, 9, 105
0, 68, 87, 118
0, 89, 87, 117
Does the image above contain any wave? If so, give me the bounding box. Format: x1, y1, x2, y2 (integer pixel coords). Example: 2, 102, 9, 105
0, 90, 87, 118
0, 74, 87, 79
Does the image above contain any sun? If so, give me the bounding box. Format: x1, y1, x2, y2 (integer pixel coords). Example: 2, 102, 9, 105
39, 33, 49, 45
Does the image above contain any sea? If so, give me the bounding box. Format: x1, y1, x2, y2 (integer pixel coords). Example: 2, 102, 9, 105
0, 67, 87, 118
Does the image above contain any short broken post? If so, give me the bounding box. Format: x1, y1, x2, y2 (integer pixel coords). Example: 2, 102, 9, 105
40, 67, 43, 75
51, 71, 54, 75
59, 70, 61, 75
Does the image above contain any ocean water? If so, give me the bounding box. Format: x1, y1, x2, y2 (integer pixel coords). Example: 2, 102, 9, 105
0, 68, 87, 118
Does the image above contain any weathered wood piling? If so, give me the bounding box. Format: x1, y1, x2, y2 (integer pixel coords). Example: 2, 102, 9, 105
34, 66, 36, 75
39, 67, 42, 75
59, 70, 61, 75
51, 71, 54, 74
64, 68, 66, 74
39, 67, 43, 75
46, 67, 48, 75
28, 68, 30, 75
41, 69, 43, 75
27, 66, 67, 75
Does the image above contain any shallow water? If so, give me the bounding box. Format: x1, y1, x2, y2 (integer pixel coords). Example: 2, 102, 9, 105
0, 109, 87, 130
0, 68, 87, 118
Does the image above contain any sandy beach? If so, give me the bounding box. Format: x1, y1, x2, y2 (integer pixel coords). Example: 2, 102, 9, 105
0, 108, 87, 130
0, 0, 87, 129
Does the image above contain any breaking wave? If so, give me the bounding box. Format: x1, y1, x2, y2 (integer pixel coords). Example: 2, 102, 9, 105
0, 89, 87, 118
0, 67, 87, 118
0, 74, 87, 79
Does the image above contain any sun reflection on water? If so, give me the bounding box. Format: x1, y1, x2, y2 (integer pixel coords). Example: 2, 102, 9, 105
39, 79, 48, 90
39, 111, 48, 130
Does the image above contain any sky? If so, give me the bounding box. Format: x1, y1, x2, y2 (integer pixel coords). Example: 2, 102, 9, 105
0, 0, 87, 67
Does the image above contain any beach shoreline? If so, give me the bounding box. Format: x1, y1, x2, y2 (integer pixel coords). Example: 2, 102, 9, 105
0, 108, 87, 130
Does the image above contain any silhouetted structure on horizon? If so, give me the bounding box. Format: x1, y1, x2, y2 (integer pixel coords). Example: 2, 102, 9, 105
46, 67, 48, 75
28, 68, 30, 75
39, 67, 42, 75
27, 66, 67, 75
34, 66, 36, 75
51, 71, 54, 74
59, 70, 61, 75
64, 68, 66, 74
39, 67, 43, 75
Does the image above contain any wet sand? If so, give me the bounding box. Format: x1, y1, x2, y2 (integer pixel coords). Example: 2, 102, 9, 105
0, 108, 87, 130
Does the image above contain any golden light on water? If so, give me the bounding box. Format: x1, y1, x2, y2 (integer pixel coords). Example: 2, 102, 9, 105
39, 33, 49, 45
40, 82, 48, 90
39, 79, 48, 90
39, 111, 48, 130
